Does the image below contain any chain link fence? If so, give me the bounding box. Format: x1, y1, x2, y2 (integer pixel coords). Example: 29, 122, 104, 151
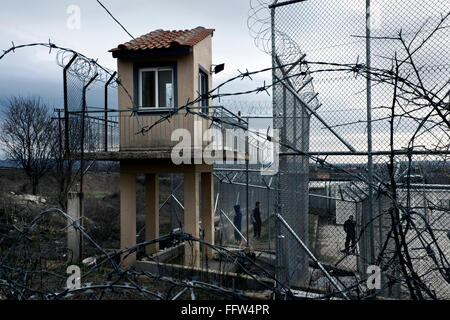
50, 0, 450, 299
214, 166, 276, 251
2, 0, 449, 300
255, 0, 450, 298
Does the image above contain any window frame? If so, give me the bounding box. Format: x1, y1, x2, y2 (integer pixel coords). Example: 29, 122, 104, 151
138, 66, 174, 109
198, 66, 209, 114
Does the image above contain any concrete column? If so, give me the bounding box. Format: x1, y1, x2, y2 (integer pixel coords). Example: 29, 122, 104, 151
201, 171, 214, 260
120, 170, 136, 267
145, 173, 159, 255
184, 168, 200, 267
67, 192, 82, 263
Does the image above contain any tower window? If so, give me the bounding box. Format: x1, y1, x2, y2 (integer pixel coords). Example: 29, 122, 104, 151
139, 67, 174, 108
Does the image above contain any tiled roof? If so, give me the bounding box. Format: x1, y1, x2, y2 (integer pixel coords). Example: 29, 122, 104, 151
110, 26, 214, 52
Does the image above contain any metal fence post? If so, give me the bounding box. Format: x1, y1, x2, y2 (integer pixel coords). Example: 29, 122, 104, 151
246, 119, 250, 247
366, 0, 376, 266
105, 72, 117, 152
63, 53, 78, 156
78, 72, 98, 262
267, 185, 271, 251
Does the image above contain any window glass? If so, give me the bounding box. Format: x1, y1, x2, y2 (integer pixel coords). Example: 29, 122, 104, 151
141, 70, 156, 107
199, 70, 208, 113
158, 70, 173, 107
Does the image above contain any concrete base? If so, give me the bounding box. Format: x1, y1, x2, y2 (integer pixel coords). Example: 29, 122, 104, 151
119, 161, 214, 268
201, 172, 214, 260
136, 259, 274, 291
120, 170, 136, 267
184, 169, 200, 267
143, 244, 184, 264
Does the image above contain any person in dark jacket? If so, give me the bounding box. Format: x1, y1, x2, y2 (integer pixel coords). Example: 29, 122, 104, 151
342, 215, 356, 254
233, 204, 242, 245
253, 201, 262, 240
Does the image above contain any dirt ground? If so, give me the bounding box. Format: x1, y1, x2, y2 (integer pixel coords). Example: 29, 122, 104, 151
0, 168, 175, 251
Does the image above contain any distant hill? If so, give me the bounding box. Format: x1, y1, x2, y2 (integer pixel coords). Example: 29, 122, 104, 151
0, 159, 21, 168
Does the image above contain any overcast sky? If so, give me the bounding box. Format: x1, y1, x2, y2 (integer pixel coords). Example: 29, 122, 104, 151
0, 0, 448, 160
0, 0, 272, 108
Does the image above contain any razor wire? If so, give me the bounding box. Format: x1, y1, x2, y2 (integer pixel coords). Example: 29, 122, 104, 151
0, 208, 317, 300
264, 0, 450, 300
0, 41, 136, 107
2, 40, 449, 297
1, 0, 450, 299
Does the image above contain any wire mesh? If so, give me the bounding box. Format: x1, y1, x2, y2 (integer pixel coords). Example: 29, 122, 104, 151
272, 1, 314, 287
214, 167, 276, 251
1, 0, 449, 300
259, 0, 450, 298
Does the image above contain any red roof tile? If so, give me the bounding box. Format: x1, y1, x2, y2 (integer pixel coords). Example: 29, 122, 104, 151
110, 26, 214, 52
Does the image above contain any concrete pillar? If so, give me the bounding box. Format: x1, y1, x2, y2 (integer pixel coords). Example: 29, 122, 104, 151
184, 169, 200, 267
145, 173, 159, 255
201, 171, 214, 260
67, 192, 82, 263
120, 170, 136, 267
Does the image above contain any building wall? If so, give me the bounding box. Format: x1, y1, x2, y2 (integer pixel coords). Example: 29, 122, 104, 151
193, 35, 213, 107
193, 35, 213, 145
116, 36, 213, 151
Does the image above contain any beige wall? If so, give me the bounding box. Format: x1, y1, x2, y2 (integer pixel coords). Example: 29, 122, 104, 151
116, 36, 213, 151
193, 35, 213, 137
193, 35, 213, 109
120, 169, 136, 267
117, 53, 195, 110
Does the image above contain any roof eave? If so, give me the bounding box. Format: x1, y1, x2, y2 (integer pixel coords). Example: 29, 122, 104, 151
111, 45, 193, 59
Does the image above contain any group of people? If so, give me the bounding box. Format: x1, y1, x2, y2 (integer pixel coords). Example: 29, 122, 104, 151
231, 202, 358, 255
233, 201, 262, 245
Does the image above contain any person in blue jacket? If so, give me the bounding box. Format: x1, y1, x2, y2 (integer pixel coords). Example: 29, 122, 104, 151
233, 204, 242, 245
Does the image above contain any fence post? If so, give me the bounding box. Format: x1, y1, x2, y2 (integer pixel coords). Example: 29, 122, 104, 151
78, 72, 98, 262
246, 119, 250, 247
67, 192, 82, 263
267, 185, 271, 251
355, 201, 361, 274
105, 72, 117, 152
57, 110, 63, 162
365, 0, 376, 266
63, 53, 78, 156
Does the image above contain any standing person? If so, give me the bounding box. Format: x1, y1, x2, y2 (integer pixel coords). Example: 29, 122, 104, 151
342, 215, 356, 254
253, 201, 262, 240
233, 204, 242, 245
